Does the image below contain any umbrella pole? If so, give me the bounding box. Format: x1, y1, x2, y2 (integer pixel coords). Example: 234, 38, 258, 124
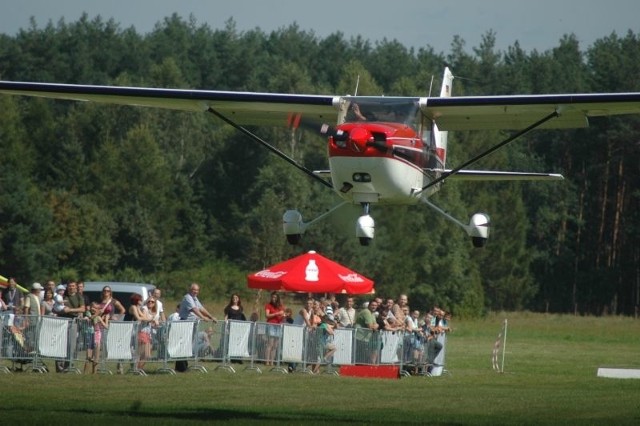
252, 289, 263, 320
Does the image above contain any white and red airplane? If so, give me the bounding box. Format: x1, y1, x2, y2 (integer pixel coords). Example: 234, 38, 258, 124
2, 68, 640, 246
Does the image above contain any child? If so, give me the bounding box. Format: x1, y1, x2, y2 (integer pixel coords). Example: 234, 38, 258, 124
283, 307, 294, 324
313, 316, 337, 374
196, 327, 214, 358
86, 302, 109, 373
167, 304, 181, 322
52, 294, 66, 316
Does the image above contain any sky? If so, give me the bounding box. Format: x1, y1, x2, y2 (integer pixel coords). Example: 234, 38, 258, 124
1, 0, 639, 54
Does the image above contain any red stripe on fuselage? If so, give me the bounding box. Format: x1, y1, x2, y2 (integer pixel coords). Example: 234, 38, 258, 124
328, 122, 426, 170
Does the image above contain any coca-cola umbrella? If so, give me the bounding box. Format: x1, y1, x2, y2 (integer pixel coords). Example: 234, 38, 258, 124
247, 250, 374, 294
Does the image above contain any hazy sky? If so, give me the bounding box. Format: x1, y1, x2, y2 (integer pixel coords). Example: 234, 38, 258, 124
1, 0, 639, 53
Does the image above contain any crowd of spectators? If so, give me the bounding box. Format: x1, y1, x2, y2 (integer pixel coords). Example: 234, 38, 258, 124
2, 278, 451, 374
258, 290, 451, 373
1, 277, 168, 373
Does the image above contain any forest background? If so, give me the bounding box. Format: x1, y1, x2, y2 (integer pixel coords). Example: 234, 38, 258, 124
0, 14, 638, 317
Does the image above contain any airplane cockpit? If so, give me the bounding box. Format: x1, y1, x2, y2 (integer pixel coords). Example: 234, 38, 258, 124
341, 98, 420, 128
337, 97, 442, 169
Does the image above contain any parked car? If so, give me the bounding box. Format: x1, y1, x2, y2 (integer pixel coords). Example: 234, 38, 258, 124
83, 281, 155, 308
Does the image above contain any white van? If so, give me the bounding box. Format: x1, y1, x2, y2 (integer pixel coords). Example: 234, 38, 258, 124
83, 281, 155, 307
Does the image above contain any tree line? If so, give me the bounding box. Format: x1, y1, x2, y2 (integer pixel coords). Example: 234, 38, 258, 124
0, 13, 638, 316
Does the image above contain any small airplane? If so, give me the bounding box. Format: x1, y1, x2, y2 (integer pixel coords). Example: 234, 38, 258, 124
2, 68, 640, 247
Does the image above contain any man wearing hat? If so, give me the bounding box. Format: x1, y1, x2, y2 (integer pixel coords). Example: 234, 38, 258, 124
1, 277, 22, 313
23, 283, 43, 316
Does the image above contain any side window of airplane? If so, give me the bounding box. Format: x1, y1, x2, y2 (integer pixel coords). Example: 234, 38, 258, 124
420, 118, 441, 169
420, 115, 435, 148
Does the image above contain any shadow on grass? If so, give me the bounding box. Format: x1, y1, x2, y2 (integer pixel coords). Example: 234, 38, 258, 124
64, 400, 427, 425
56, 403, 396, 424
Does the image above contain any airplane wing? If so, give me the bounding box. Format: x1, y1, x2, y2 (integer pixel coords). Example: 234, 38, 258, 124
2, 80, 640, 131
440, 170, 564, 181
420, 93, 640, 130
0, 81, 342, 128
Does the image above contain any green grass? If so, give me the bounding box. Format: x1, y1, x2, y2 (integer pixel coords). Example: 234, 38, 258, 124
3, 312, 640, 425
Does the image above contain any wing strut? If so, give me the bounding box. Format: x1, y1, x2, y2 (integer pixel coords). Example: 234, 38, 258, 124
420, 110, 559, 192
207, 107, 334, 190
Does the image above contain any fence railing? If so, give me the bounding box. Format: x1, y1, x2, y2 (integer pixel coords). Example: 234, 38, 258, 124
1, 313, 448, 376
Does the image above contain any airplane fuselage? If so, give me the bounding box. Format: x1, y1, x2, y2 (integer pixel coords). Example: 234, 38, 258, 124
328, 121, 438, 205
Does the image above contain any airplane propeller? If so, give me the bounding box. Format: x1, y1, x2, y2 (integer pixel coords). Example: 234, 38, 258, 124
320, 123, 389, 153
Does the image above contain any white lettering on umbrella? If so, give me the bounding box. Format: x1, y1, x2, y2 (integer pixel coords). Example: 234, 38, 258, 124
255, 270, 287, 279
338, 273, 364, 282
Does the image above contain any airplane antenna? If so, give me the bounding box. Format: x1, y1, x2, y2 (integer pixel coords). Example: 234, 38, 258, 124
427, 75, 434, 97
354, 75, 360, 96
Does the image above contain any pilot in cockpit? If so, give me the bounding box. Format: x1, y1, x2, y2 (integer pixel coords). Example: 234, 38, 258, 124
350, 102, 415, 126
351, 103, 369, 121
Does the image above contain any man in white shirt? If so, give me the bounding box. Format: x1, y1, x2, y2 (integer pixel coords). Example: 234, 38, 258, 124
152, 288, 166, 322
336, 297, 356, 328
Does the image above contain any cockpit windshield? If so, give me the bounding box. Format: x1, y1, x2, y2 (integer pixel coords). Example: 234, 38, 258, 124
342, 97, 420, 128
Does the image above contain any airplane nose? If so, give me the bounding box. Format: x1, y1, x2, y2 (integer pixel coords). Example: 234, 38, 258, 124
349, 127, 371, 152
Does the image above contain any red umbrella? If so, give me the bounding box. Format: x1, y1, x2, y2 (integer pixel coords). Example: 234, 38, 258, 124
247, 250, 374, 294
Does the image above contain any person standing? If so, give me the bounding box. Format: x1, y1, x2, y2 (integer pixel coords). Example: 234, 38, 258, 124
136, 295, 159, 372
77, 281, 91, 312
42, 280, 56, 301
76, 280, 93, 353
175, 283, 216, 372
21, 282, 43, 356
264, 292, 285, 366
336, 297, 356, 328
2, 277, 22, 313
355, 299, 380, 364
179, 283, 216, 322
41, 288, 56, 316
224, 293, 246, 321
152, 288, 166, 323
56, 281, 85, 372
98, 286, 126, 320
23, 283, 43, 316
61, 281, 86, 318
392, 294, 409, 327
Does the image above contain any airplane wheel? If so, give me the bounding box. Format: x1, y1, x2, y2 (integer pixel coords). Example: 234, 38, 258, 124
471, 237, 487, 248
359, 237, 371, 246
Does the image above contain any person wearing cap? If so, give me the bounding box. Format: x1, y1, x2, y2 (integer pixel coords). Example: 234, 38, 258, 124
52, 294, 66, 315
1, 277, 22, 313
52, 285, 66, 313
23, 283, 43, 316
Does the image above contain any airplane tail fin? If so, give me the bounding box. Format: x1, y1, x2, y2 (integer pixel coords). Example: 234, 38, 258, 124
440, 67, 454, 98
432, 67, 453, 167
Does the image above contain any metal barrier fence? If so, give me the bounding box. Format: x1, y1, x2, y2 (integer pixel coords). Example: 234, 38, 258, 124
0, 314, 448, 376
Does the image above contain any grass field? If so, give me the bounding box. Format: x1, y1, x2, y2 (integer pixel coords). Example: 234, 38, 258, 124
2, 312, 640, 425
